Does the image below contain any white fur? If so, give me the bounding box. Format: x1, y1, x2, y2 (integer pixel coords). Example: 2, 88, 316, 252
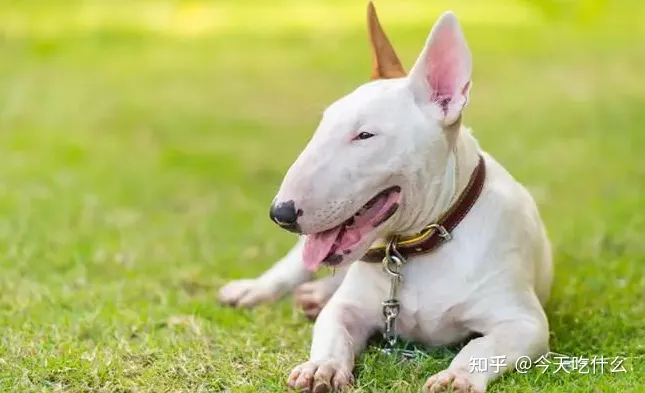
219, 11, 552, 393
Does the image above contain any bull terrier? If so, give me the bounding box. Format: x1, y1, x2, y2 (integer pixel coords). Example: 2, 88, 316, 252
219, 3, 552, 392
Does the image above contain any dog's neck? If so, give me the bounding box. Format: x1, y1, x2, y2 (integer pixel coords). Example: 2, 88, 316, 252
397, 125, 481, 238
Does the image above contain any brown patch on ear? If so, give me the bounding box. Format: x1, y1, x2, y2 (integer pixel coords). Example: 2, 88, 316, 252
367, 1, 406, 80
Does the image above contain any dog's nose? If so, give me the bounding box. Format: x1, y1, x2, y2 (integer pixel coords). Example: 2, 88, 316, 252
269, 200, 301, 233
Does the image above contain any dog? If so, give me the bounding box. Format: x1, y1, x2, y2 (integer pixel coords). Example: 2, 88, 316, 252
219, 3, 553, 392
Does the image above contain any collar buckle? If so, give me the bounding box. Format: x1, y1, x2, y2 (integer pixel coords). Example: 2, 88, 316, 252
427, 223, 452, 241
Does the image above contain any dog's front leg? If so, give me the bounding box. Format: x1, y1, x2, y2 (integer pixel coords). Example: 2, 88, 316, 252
424, 299, 549, 393
218, 236, 312, 307
288, 298, 375, 392
294, 267, 349, 320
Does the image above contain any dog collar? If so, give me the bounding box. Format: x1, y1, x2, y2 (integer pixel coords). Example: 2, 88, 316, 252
361, 154, 486, 263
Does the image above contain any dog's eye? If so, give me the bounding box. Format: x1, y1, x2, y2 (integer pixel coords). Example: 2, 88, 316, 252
355, 131, 375, 140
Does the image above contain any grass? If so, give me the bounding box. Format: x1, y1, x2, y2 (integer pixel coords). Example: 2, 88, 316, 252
0, 0, 643, 392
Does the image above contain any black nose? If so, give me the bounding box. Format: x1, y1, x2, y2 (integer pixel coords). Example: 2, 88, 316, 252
269, 200, 301, 233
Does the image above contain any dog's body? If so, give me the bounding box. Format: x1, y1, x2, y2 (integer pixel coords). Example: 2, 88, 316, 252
220, 5, 552, 392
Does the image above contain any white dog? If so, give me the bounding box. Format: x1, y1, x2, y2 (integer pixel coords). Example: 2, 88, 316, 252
220, 3, 552, 392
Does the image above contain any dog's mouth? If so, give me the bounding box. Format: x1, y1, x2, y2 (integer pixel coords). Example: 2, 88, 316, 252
302, 186, 401, 270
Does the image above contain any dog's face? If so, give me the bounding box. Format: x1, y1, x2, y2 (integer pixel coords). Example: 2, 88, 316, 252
271, 11, 472, 270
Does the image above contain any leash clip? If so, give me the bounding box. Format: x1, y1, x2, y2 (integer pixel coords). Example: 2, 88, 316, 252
380, 237, 406, 354
377, 238, 432, 360
382, 236, 404, 281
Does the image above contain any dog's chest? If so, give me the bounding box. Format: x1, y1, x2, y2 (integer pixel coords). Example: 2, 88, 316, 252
394, 263, 472, 346
351, 250, 476, 347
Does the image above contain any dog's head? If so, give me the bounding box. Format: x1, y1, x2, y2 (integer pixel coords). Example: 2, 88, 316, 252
270, 3, 473, 270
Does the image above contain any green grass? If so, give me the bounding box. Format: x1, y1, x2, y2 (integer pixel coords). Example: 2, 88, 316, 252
0, 0, 643, 392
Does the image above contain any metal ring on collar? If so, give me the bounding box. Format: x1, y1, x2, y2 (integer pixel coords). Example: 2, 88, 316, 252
382, 237, 405, 279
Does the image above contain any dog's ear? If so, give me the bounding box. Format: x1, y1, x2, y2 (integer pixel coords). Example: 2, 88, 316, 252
408, 11, 472, 126
368, 1, 406, 80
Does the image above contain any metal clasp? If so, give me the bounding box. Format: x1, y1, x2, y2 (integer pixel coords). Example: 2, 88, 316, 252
427, 223, 452, 241
380, 238, 405, 350
378, 239, 429, 360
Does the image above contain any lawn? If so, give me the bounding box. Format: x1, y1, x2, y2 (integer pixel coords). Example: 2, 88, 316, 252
0, 0, 643, 392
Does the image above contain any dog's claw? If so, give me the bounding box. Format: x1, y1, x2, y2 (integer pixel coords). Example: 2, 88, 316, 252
423, 368, 483, 393
288, 361, 353, 392
218, 279, 279, 307
313, 381, 331, 393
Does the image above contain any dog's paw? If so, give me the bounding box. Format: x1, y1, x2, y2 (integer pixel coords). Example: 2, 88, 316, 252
423, 368, 485, 393
293, 280, 334, 320
218, 279, 280, 307
287, 361, 353, 392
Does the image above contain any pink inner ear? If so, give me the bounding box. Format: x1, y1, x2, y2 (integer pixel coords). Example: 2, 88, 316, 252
425, 24, 466, 112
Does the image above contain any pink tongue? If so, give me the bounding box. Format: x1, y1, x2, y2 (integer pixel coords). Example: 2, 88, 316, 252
303, 226, 342, 271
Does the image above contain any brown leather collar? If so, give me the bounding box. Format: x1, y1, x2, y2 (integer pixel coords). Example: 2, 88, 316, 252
361, 155, 486, 263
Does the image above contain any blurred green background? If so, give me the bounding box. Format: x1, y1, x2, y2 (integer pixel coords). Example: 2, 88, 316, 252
0, 0, 643, 392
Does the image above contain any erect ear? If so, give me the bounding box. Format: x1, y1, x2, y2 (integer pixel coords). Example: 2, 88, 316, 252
407, 11, 472, 126
367, 1, 406, 80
